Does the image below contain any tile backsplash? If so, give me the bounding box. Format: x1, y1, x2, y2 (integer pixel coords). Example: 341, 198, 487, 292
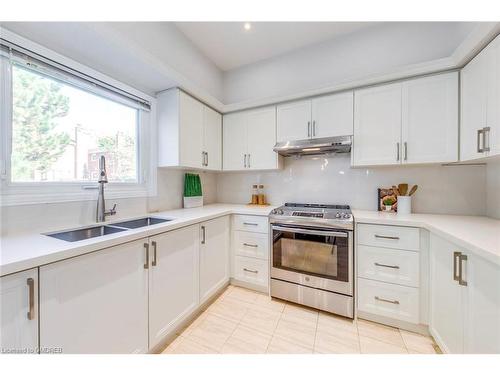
216, 154, 487, 216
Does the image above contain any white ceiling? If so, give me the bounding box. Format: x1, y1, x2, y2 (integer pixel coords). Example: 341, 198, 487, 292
174, 22, 378, 71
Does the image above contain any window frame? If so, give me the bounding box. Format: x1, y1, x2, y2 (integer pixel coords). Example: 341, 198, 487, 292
0, 33, 157, 207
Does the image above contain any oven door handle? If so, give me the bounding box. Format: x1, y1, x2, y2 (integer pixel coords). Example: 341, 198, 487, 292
271, 225, 348, 238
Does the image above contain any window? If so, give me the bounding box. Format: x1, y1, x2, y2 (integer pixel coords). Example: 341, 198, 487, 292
11, 65, 139, 183
0, 39, 156, 206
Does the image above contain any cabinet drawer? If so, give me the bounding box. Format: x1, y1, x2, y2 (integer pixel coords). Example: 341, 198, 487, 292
358, 245, 419, 287
233, 256, 269, 287
232, 215, 268, 233
357, 278, 419, 324
233, 231, 269, 260
357, 223, 420, 251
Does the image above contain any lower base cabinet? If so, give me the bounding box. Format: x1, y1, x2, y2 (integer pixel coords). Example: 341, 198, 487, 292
148, 225, 200, 349
199, 216, 230, 304
430, 233, 500, 354
0, 269, 39, 354
40, 239, 149, 354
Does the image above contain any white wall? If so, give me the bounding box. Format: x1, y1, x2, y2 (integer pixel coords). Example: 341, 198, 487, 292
486, 159, 500, 219
0, 170, 218, 235
216, 155, 486, 216
223, 22, 476, 105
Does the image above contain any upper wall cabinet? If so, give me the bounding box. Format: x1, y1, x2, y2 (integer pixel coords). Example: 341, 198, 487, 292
352, 72, 458, 167
461, 34, 500, 162
223, 106, 282, 171
158, 89, 222, 171
276, 92, 354, 143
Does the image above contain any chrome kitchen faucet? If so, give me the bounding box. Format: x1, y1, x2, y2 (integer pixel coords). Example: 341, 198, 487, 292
96, 155, 117, 222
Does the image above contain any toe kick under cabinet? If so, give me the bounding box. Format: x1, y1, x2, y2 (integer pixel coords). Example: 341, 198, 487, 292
356, 223, 422, 327
231, 214, 270, 292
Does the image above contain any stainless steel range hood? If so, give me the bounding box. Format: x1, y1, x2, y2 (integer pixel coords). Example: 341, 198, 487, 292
273, 135, 352, 157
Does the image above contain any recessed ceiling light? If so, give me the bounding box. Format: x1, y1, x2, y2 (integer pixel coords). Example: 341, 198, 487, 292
244, 22, 251, 31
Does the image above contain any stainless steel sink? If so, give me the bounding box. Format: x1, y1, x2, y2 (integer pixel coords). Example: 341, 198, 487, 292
46, 225, 127, 242
110, 217, 172, 229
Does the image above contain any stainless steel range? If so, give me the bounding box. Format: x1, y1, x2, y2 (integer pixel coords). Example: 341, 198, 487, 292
269, 203, 354, 318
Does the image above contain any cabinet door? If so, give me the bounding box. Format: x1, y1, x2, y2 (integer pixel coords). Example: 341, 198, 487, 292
461, 45, 489, 161
276, 100, 312, 142
203, 106, 222, 170
247, 106, 280, 170
353, 83, 402, 166
199, 216, 230, 304
149, 225, 200, 349
429, 234, 464, 353
40, 240, 148, 353
0, 269, 38, 354
402, 73, 458, 164
311, 91, 353, 138
179, 91, 204, 168
464, 254, 500, 353
223, 112, 247, 171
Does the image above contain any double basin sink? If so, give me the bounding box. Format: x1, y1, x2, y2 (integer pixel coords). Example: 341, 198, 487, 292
46, 217, 173, 242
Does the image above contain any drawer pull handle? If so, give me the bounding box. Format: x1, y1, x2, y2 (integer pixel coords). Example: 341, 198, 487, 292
374, 262, 400, 269
243, 268, 258, 274
375, 296, 400, 305
243, 243, 258, 248
243, 222, 258, 226
27, 278, 35, 320
374, 234, 400, 240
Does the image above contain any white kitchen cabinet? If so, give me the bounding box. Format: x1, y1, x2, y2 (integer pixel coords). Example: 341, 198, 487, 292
402, 72, 458, 164
148, 225, 200, 349
223, 106, 281, 171
40, 239, 149, 354
0, 269, 38, 354
311, 92, 354, 138
158, 89, 222, 170
429, 234, 465, 353
353, 83, 402, 166
199, 216, 230, 304
430, 233, 500, 354
277, 93, 354, 143
461, 35, 500, 161
276, 100, 311, 142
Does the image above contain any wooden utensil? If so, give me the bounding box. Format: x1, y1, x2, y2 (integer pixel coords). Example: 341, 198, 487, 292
398, 183, 408, 196
408, 185, 418, 196
392, 185, 400, 196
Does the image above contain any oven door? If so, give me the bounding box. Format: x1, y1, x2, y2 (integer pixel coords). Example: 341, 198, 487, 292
271, 224, 353, 295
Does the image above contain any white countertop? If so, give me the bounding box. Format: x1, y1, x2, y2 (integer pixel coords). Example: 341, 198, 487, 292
2, 204, 499, 277
353, 210, 500, 266
0, 204, 275, 277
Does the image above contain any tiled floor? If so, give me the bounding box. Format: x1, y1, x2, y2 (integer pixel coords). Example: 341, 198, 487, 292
162, 285, 439, 354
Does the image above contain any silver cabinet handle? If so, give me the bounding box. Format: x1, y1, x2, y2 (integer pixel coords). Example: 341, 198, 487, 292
374, 234, 400, 240
453, 251, 461, 281
312, 120, 316, 137
307, 121, 311, 138
483, 127, 491, 152
248, 154, 251, 169
243, 222, 258, 226
374, 262, 400, 269
477, 129, 484, 153
243, 243, 258, 248
201, 225, 206, 244
27, 278, 35, 320
396, 142, 400, 161
458, 253, 468, 286
144, 243, 149, 269
201, 151, 205, 166
243, 154, 247, 168
243, 268, 258, 274
375, 296, 400, 305
151, 241, 157, 267
206, 151, 209, 166
404, 141, 408, 161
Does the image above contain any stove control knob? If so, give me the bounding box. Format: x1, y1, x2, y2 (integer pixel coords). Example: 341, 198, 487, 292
342, 213, 351, 219
272, 209, 284, 215
335, 212, 341, 218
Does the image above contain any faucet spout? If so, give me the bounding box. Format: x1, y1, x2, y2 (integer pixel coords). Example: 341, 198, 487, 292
96, 155, 116, 222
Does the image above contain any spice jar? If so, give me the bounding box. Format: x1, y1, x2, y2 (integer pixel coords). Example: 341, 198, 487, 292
251, 184, 259, 204
258, 184, 266, 205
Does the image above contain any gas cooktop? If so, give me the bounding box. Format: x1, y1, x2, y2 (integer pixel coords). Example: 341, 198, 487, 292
269, 203, 353, 230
